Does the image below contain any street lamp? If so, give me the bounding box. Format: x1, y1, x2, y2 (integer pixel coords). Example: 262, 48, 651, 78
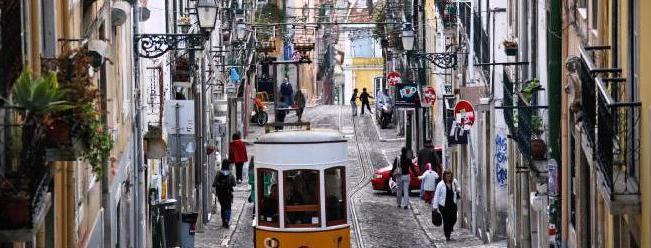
196, 0, 218, 31
237, 19, 247, 41
401, 24, 415, 51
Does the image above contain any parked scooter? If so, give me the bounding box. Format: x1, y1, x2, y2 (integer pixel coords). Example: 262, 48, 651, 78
378, 100, 393, 129
251, 99, 268, 126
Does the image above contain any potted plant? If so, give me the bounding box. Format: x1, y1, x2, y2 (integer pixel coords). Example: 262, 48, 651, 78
178, 15, 191, 33
530, 115, 547, 161
50, 48, 114, 175
503, 38, 518, 56
520, 78, 541, 104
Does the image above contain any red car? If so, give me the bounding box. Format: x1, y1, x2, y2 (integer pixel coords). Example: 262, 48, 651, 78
371, 147, 442, 193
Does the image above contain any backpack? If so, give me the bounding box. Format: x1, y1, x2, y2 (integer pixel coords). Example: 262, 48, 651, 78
214, 172, 233, 196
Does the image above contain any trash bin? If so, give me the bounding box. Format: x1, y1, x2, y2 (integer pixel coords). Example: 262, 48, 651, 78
161, 199, 180, 248
181, 212, 199, 248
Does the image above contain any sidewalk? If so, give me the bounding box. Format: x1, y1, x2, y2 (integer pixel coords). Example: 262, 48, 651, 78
195, 124, 265, 247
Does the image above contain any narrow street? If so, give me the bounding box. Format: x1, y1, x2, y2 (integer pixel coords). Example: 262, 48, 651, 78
196, 105, 506, 247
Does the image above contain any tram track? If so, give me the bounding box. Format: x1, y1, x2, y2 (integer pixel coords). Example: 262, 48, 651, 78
348, 116, 376, 248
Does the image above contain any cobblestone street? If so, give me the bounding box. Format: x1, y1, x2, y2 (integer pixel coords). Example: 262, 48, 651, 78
194, 105, 506, 247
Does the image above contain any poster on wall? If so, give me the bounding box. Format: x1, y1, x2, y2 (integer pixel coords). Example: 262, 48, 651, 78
395, 83, 419, 108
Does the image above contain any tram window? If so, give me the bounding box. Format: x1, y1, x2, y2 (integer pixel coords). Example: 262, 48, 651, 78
283, 170, 320, 228
325, 167, 346, 226
257, 169, 279, 227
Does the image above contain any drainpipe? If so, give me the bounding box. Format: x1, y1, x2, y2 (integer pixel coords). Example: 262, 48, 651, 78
547, 0, 562, 246
132, 1, 145, 247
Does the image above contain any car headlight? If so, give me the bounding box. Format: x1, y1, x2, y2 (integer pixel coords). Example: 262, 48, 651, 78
374, 174, 384, 179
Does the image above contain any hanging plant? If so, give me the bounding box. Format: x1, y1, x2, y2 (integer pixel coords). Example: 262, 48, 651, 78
48, 48, 114, 176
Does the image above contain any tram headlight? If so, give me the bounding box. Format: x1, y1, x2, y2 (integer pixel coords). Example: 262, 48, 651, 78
374, 173, 384, 179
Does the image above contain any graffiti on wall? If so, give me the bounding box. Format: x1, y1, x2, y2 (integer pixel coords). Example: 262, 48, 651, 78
495, 131, 508, 187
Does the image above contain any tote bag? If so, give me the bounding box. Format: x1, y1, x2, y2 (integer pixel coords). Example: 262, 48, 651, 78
432, 209, 442, 226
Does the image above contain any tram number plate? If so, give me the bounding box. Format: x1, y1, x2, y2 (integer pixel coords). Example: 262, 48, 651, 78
264, 237, 279, 248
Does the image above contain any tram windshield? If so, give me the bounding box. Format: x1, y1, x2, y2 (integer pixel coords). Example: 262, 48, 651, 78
284, 170, 320, 228
325, 167, 346, 226
258, 169, 279, 227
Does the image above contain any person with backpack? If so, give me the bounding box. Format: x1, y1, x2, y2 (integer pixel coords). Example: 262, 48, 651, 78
229, 132, 248, 184
213, 159, 237, 228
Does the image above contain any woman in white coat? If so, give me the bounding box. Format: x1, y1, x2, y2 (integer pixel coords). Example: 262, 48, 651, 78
433, 171, 460, 241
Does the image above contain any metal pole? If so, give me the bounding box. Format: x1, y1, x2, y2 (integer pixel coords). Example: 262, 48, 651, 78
192, 49, 202, 214
132, 1, 144, 247
201, 53, 209, 224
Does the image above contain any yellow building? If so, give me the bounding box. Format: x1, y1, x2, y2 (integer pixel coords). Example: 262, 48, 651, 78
560, 0, 649, 247
351, 57, 384, 104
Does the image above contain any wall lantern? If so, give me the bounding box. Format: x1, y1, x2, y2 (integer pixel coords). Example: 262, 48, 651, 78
401, 23, 415, 51
196, 0, 218, 31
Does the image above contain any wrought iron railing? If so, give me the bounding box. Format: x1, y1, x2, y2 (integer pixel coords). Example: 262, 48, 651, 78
503, 69, 516, 132
579, 50, 641, 196
577, 59, 596, 145
0, 107, 53, 230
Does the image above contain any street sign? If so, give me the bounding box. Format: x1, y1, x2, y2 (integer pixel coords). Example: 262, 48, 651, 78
164, 100, 195, 134
225, 82, 236, 94
387, 71, 401, 86
395, 83, 419, 108
454, 100, 475, 130
421, 86, 436, 107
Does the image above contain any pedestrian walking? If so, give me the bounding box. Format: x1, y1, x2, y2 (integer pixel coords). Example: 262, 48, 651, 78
294, 90, 306, 122
229, 132, 248, 183
281, 77, 294, 106
359, 88, 373, 115
213, 159, 236, 228
417, 140, 441, 197
418, 163, 438, 204
248, 156, 256, 203
276, 96, 289, 130
350, 88, 359, 117
391, 147, 415, 209
433, 171, 461, 241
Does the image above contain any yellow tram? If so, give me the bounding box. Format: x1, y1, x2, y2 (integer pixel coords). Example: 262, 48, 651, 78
253, 130, 350, 248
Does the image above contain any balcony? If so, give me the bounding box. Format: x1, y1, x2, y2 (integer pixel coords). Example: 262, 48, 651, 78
577, 48, 641, 214
502, 68, 548, 175
0, 109, 52, 241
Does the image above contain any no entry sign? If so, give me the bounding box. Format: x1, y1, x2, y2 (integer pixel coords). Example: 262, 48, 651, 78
387, 71, 401, 86
454, 100, 475, 130
421, 86, 436, 107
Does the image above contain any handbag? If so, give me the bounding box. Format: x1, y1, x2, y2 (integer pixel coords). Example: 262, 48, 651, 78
389, 177, 398, 194
432, 209, 442, 226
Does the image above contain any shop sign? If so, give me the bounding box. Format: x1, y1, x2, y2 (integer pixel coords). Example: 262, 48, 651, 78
395, 83, 419, 108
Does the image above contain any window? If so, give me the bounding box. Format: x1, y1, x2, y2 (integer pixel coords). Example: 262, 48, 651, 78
257, 169, 279, 227
284, 170, 320, 228
325, 167, 346, 226
591, 0, 598, 30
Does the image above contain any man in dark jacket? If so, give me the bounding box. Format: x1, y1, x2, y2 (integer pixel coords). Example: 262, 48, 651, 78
359, 88, 373, 115
213, 159, 236, 228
